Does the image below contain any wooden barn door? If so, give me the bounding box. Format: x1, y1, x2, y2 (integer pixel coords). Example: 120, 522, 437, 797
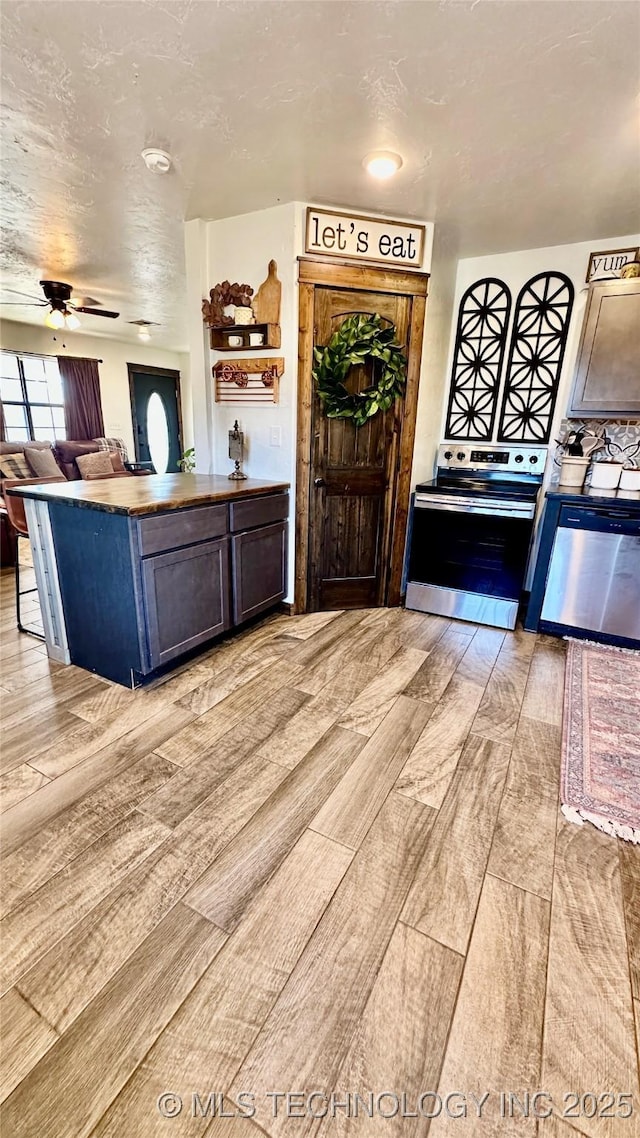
296, 259, 428, 613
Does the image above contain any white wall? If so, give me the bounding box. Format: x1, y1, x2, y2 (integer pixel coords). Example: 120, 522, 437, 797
185, 201, 439, 603
0, 318, 188, 458
443, 232, 640, 459
184, 218, 212, 467
410, 225, 460, 487
189, 203, 300, 598
205, 203, 299, 488
442, 232, 640, 584
176, 350, 194, 453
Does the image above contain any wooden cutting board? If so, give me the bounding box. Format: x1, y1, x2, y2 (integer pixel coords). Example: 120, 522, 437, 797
253, 260, 281, 325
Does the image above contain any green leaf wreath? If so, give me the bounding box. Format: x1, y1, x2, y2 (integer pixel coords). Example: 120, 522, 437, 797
312, 313, 407, 428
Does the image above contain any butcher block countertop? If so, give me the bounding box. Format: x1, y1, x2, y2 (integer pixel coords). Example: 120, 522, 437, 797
8, 474, 290, 516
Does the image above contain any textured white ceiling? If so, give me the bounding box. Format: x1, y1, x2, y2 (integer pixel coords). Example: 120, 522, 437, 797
1, 0, 639, 351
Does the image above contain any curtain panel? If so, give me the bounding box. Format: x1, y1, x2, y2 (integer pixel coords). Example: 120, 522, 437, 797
57, 356, 104, 441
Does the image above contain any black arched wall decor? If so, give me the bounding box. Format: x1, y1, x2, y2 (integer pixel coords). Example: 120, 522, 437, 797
497, 272, 574, 443
444, 278, 512, 441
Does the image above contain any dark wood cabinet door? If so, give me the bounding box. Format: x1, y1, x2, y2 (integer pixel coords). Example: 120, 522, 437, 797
232, 521, 287, 625
141, 537, 230, 668
309, 287, 411, 611
569, 279, 640, 416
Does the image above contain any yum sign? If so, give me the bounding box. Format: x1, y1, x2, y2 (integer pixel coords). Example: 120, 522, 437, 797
586, 247, 639, 282
305, 208, 426, 269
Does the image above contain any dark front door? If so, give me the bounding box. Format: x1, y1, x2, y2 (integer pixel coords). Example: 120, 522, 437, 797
309, 287, 411, 610
129, 365, 182, 474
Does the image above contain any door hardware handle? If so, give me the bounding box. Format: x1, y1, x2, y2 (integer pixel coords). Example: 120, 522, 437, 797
314, 478, 326, 488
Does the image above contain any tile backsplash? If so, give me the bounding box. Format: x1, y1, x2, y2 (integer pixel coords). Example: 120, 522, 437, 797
549, 418, 640, 485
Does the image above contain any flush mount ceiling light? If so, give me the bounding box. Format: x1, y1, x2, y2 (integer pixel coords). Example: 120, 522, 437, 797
128, 318, 159, 341
141, 147, 172, 174
363, 151, 403, 179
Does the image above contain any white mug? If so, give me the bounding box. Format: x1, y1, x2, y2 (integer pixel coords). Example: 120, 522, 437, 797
227, 334, 242, 347
249, 332, 264, 347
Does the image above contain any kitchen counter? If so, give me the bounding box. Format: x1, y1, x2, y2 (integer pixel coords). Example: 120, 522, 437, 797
9, 474, 290, 516
16, 477, 290, 686
546, 483, 640, 508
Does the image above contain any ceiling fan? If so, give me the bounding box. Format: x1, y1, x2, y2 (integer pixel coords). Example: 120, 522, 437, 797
1, 281, 120, 330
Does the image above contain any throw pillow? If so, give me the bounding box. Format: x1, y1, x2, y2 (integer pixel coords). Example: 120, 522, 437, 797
53, 440, 100, 481
76, 451, 115, 478
0, 452, 31, 479
109, 450, 125, 473
25, 446, 65, 479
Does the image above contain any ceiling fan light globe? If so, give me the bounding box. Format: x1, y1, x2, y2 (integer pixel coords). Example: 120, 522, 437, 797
64, 311, 80, 330
45, 308, 65, 330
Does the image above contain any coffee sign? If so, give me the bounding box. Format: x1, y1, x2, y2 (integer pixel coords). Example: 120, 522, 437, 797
305, 208, 426, 268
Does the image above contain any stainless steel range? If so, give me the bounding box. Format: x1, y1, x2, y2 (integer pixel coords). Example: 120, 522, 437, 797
405, 443, 547, 630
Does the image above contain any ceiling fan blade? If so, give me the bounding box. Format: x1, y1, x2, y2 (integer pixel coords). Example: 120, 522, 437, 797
0, 301, 48, 306
2, 288, 47, 304
74, 306, 120, 319
70, 295, 101, 308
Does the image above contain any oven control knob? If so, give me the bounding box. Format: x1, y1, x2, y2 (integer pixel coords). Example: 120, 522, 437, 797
444, 450, 453, 460
529, 455, 539, 464
514, 454, 524, 463
456, 451, 465, 461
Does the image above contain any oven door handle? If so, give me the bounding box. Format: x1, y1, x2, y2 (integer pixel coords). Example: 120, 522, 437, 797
414, 496, 535, 519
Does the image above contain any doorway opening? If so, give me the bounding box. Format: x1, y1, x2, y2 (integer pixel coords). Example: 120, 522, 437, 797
295, 257, 429, 613
127, 364, 183, 474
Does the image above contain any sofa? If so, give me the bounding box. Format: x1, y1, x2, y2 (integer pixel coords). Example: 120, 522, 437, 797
0, 437, 131, 480
0, 437, 137, 566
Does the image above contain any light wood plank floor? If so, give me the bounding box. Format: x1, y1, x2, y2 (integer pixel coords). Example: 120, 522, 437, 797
1, 567, 638, 1137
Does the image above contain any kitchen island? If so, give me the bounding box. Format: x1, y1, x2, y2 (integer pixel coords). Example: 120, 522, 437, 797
525, 484, 640, 647
9, 475, 289, 686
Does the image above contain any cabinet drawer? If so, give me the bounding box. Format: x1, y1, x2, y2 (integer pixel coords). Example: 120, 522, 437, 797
229, 493, 288, 534
137, 504, 228, 556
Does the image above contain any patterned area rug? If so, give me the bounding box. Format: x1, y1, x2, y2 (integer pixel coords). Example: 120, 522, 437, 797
561, 640, 640, 843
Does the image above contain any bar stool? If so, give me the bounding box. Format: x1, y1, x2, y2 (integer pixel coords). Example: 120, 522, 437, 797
2, 477, 61, 639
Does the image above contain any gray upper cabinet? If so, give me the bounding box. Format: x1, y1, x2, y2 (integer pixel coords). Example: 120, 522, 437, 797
569, 279, 640, 417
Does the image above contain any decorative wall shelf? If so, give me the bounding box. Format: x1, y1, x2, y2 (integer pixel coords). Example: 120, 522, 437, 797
209, 322, 281, 352
213, 357, 283, 404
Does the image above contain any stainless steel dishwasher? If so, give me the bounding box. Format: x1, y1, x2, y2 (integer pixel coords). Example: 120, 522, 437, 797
540, 504, 640, 640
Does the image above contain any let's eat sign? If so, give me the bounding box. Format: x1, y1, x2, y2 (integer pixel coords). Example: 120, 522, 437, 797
305, 208, 426, 268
